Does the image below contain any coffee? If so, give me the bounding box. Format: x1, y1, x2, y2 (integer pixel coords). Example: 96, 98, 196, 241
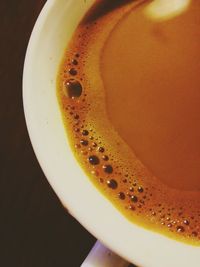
57, 0, 200, 244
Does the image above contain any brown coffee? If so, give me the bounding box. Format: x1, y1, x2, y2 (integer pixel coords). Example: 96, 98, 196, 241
57, 0, 200, 245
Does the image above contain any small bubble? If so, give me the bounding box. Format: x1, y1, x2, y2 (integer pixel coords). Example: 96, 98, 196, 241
191, 231, 198, 237
80, 139, 88, 146
82, 130, 89, 136
167, 223, 172, 228
177, 226, 185, 233
69, 68, 77, 76
128, 205, 135, 211
183, 219, 190, 225
99, 178, 104, 183
131, 195, 138, 203
88, 155, 100, 165
103, 165, 113, 174
74, 121, 79, 126
118, 192, 125, 200
75, 53, 80, 58
63, 79, 82, 98
129, 187, 134, 192
74, 114, 79, 120
91, 170, 99, 176
138, 186, 144, 193
98, 147, 105, 153
72, 59, 78, 65
81, 150, 88, 155
107, 179, 118, 189
92, 142, 97, 147
102, 155, 109, 161
75, 144, 81, 149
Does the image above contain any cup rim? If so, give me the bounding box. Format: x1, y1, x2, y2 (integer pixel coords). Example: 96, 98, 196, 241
23, 1, 200, 266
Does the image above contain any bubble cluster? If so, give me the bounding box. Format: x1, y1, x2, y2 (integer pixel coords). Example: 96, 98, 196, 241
57, 1, 200, 245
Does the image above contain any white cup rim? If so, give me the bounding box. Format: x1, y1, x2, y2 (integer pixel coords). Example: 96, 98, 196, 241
23, 1, 200, 266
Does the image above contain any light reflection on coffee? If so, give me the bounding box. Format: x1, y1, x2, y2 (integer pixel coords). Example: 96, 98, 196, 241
57, 0, 200, 244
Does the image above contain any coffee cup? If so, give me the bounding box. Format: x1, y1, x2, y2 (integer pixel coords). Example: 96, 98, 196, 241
23, 0, 200, 266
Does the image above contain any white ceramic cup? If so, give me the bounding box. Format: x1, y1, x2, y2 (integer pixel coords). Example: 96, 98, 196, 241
23, 0, 200, 266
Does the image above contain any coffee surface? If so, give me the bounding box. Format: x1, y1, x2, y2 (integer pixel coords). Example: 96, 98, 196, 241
57, 0, 200, 244
102, 0, 200, 191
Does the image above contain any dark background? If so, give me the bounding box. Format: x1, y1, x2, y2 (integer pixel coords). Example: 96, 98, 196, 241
0, 1, 96, 266
0, 1, 136, 267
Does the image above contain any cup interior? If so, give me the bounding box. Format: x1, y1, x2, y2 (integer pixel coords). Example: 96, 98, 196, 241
23, 0, 200, 266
